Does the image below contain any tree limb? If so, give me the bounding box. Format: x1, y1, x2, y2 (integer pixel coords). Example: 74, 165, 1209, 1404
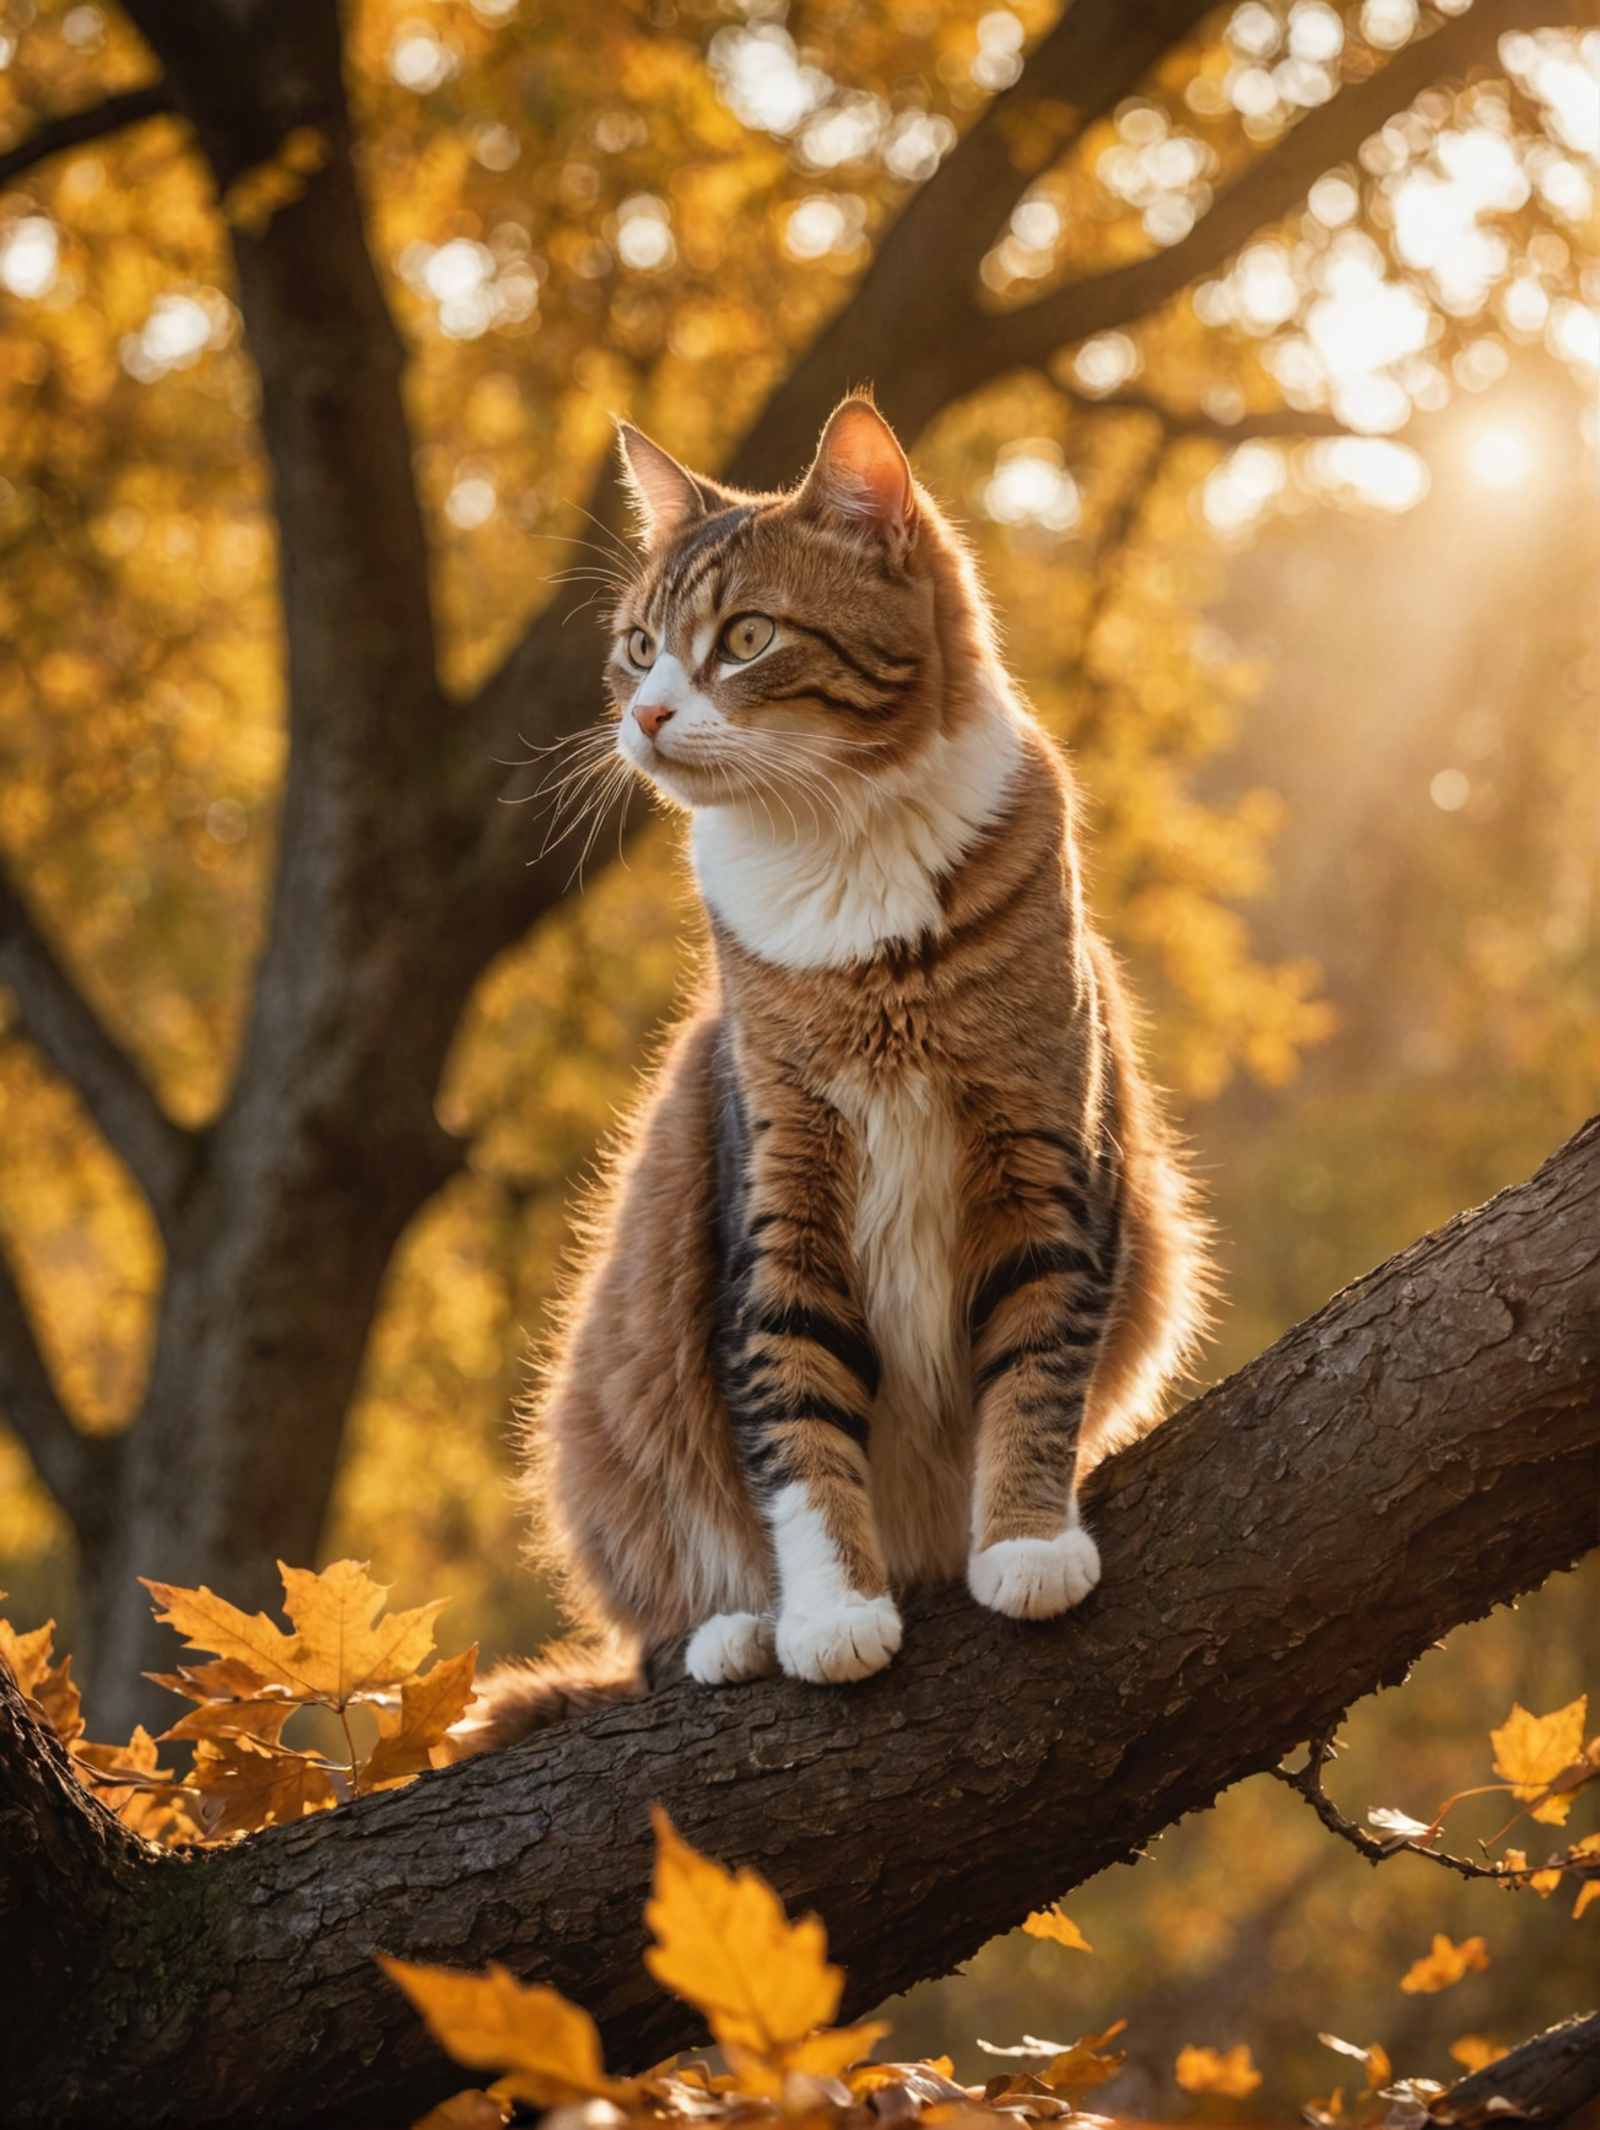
1432, 2013, 1600, 2127
0, 81, 174, 192
0, 1234, 119, 1545
0, 860, 199, 1233
1060, 384, 1353, 441
7, 1117, 1598, 2130
980, 0, 1565, 380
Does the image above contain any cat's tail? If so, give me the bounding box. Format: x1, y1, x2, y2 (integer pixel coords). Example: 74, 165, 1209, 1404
442, 1637, 650, 1758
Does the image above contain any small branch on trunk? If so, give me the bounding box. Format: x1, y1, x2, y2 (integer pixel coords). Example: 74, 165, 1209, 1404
1273, 1731, 1548, 1887
0, 861, 199, 1233
1061, 385, 1352, 441
0, 82, 175, 191
0, 1236, 119, 1544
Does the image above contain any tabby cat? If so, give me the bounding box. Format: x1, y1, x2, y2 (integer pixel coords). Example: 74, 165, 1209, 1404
449, 396, 1206, 1752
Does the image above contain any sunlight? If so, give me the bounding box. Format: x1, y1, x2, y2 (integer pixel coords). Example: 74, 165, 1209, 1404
1470, 428, 1530, 487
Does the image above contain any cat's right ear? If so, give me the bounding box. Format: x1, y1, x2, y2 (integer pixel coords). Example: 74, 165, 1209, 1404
616, 422, 712, 542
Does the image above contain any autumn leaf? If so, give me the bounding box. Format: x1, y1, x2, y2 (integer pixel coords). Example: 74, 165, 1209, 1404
74, 1728, 201, 1845
1449, 2038, 1509, 2073
1175, 2044, 1263, 2099
1490, 1697, 1588, 1825
188, 1733, 337, 1837
143, 1559, 446, 1709
1575, 1883, 1600, 1921
1319, 2033, 1392, 2092
1399, 1934, 1490, 1994
1368, 1807, 1435, 1845
381, 1957, 635, 2109
1022, 1905, 1093, 1952
1043, 2023, 1128, 2093
1504, 1847, 1564, 1896
411, 2092, 510, 2130
0, 1615, 84, 1746
644, 1806, 842, 2055
364, 1645, 479, 1788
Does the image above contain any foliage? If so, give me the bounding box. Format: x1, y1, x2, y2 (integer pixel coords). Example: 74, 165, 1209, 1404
0, 1560, 476, 1837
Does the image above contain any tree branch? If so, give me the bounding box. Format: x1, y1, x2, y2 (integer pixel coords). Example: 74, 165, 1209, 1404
0, 860, 198, 1233
0, 82, 174, 192
1061, 384, 1353, 441
7, 1117, 1598, 2130
979, 0, 1563, 380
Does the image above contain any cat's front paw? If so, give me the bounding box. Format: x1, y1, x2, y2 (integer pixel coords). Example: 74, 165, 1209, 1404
968, 1528, 1101, 1620
685, 1611, 778, 1685
776, 1594, 902, 1684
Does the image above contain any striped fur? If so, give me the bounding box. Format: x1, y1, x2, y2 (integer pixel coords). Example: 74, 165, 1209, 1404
453, 398, 1207, 1753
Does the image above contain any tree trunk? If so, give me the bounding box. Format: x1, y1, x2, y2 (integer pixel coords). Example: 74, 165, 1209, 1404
6, 1119, 1597, 2130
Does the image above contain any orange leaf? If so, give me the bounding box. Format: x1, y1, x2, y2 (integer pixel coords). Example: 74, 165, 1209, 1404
1175, 2044, 1263, 2099
380, 1957, 633, 2108
644, 1806, 841, 2055
1043, 2023, 1128, 2092
411, 2091, 510, 2130
143, 1559, 446, 1710
1490, 1698, 1587, 1826
1449, 2038, 1509, 2073
1575, 1883, 1600, 1921
1399, 1934, 1490, 1994
188, 1733, 337, 1836
1022, 1905, 1092, 1953
365, 1645, 479, 1788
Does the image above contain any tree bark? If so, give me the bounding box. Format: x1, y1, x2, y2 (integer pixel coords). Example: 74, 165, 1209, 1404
6, 1119, 1597, 2130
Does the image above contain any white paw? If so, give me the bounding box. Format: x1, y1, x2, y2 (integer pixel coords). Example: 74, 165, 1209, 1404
968, 1528, 1102, 1620
776, 1594, 902, 1685
685, 1612, 778, 1685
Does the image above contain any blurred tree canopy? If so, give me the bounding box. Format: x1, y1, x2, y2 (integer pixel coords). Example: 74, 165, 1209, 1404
0, 0, 1593, 1748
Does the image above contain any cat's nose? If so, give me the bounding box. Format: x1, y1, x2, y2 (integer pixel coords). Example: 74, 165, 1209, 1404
634, 701, 675, 740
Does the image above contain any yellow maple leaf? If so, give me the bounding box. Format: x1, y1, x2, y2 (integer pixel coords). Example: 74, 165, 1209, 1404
1175, 2044, 1262, 2099
1490, 1697, 1588, 1825
143, 1559, 446, 1710
365, 1645, 479, 1788
724, 2020, 891, 2096
644, 1806, 841, 2054
1399, 1934, 1490, 1994
1575, 1884, 1600, 1921
0, 1615, 83, 1745
1022, 1904, 1092, 1953
1449, 2037, 1509, 2073
381, 1957, 634, 2108
1042, 2022, 1128, 2092
0, 1616, 57, 1696
73, 1727, 201, 1845
188, 1733, 337, 1836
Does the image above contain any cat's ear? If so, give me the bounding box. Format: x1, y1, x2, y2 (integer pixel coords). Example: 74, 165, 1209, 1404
798, 396, 917, 551
615, 422, 718, 542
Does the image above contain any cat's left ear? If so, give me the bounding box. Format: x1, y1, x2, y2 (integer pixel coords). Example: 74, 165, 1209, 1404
616, 421, 725, 542
798, 396, 917, 554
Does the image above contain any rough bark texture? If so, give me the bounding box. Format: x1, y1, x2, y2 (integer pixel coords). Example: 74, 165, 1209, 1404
0, 0, 1561, 1735
5, 1120, 1597, 2130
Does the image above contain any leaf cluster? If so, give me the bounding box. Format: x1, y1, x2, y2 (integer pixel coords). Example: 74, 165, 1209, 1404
0, 1559, 477, 1841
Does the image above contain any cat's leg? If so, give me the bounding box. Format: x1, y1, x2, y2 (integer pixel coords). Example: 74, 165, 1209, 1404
724, 1074, 900, 1684
684, 1611, 777, 1684
964, 1134, 1116, 1620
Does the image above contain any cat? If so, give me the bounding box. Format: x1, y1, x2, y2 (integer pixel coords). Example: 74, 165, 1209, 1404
447, 395, 1207, 1753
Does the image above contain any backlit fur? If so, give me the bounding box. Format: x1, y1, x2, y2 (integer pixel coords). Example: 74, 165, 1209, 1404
449, 398, 1208, 1755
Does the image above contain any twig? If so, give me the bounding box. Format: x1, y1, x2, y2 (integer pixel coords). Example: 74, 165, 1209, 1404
0, 82, 175, 191
1272, 1732, 1549, 1886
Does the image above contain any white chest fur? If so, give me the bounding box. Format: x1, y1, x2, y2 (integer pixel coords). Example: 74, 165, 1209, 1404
689, 691, 1024, 970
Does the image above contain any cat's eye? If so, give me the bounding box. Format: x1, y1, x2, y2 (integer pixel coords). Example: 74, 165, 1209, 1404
720, 614, 775, 664
625, 627, 655, 668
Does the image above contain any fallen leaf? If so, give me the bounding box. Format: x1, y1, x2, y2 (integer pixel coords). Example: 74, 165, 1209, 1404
381, 1957, 634, 2108
645, 1806, 841, 2054
1449, 2039, 1509, 2073
143, 1559, 446, 1709
365, 1645, 479, 1787
1399, 1934, 1490, 1994
1319, 2033, 1391, 2092
1490, 1698, 1587, 1826
1022, 1906, 1092, 1953
1175, 2044, 1262, 2099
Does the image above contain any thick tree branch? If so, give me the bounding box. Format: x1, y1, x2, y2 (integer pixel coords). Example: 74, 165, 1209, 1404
0, 81, 173, 191
0, 1235, 119, 1543
7, 1118, 1598, 2130
1060, 384, 1354, 441
980, 0, 1565, 379
0, 860, 198, 1232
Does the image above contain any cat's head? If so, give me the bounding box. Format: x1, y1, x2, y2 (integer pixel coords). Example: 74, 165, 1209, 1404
605, 397, 955, 816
